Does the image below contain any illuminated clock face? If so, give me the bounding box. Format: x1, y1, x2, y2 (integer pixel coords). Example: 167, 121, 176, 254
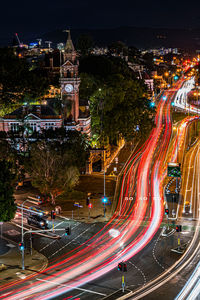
65, 84, 73, 93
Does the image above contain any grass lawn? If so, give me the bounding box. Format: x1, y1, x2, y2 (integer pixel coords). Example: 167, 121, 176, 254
55, 175, 116, 211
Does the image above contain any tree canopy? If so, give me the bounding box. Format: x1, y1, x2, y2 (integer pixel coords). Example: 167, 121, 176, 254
0, 160, 16, 222
26, 141, 80, 204
0, 48, 50, 110
79, 55, 155, 145
76, 34, 94, 56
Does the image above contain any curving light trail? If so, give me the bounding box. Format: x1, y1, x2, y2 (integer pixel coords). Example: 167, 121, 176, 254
0, 80, 188, 300
174, 76, 200, 114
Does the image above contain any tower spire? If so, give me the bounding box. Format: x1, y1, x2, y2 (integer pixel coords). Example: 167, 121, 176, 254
63, 29, 75, 53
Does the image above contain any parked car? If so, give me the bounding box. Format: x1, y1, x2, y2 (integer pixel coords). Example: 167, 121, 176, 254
27, 214, 48, 229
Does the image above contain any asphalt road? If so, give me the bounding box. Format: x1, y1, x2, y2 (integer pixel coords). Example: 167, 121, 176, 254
1, 214, 195, 300
1, 78, 198, 300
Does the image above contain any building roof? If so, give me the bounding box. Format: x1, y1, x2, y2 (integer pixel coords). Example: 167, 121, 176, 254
3, 104, 62, 120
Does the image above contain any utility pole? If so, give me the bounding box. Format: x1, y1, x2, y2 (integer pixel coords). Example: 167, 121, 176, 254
20, 227, 71, 269
29, 229, 33, 256
21, 199, 29, 270
118, 262, 127, 292
99, 89, 108, 217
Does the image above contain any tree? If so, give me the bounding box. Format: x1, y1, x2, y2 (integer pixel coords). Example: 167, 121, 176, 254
30, 128, 89, 170
0, 138, 12, 160
0, 160, 16, 222
79, 73, 100, 100
142, 53, 154, 71
128, 47, 141, 64
108, 41, 128, 56
89, 73, 154, 144
79, 55, 155, 145
76, 34, 93, 56
26, 142, 79, 204
62, 130, 90, 169
0, 48, 50, 109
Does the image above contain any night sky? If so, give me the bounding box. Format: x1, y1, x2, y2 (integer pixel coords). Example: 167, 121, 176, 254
1, 0, 200, 44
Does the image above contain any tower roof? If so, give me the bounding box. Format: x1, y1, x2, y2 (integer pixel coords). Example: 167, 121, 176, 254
64, 30, 75, 53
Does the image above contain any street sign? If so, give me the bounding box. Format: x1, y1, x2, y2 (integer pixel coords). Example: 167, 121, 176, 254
168, 163, 181, 177
74, 203, 83, 208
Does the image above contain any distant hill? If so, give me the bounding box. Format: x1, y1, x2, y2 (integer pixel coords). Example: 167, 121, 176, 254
40, 26, 200, 51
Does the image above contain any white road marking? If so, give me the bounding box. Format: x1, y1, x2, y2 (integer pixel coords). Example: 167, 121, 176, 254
71, 292, 85, 299
40, 223, 80, 252
54, 221, 64, 228
6, 244, 16, 248
129, 261, 147, 286
5, 229, 20, 236
35, 278, 107, 296
152, 232, 165, 270
58, 216, 70, 221
48, 224, 96, 258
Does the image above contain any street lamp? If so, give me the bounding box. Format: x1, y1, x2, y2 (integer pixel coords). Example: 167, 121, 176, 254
164, 72, 169, 88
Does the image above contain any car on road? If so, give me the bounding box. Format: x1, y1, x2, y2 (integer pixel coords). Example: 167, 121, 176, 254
27, 214, 48, 229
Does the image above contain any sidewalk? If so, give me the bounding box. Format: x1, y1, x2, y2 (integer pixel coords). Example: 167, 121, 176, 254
0, 238, 48, 284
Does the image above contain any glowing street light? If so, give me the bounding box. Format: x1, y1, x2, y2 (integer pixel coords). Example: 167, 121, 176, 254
102, 196, 108, 217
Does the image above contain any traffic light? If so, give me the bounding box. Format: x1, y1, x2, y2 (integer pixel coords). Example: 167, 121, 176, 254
165, 208, 169, 215
118, 262, 127, 272
102, 196, 108, 204
51, 210, 56, 219
88, 203, 92, 209
150, 102, 155, 107
19, 242, 24, 251
118, 263, 123, 271
176, 225, 182, 232
86, 197, 90, 206
65, 227, 71, 236
123, 263, 127, 272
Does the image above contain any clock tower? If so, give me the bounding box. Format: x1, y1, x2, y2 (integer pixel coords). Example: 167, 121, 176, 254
60, 30, 80, 122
